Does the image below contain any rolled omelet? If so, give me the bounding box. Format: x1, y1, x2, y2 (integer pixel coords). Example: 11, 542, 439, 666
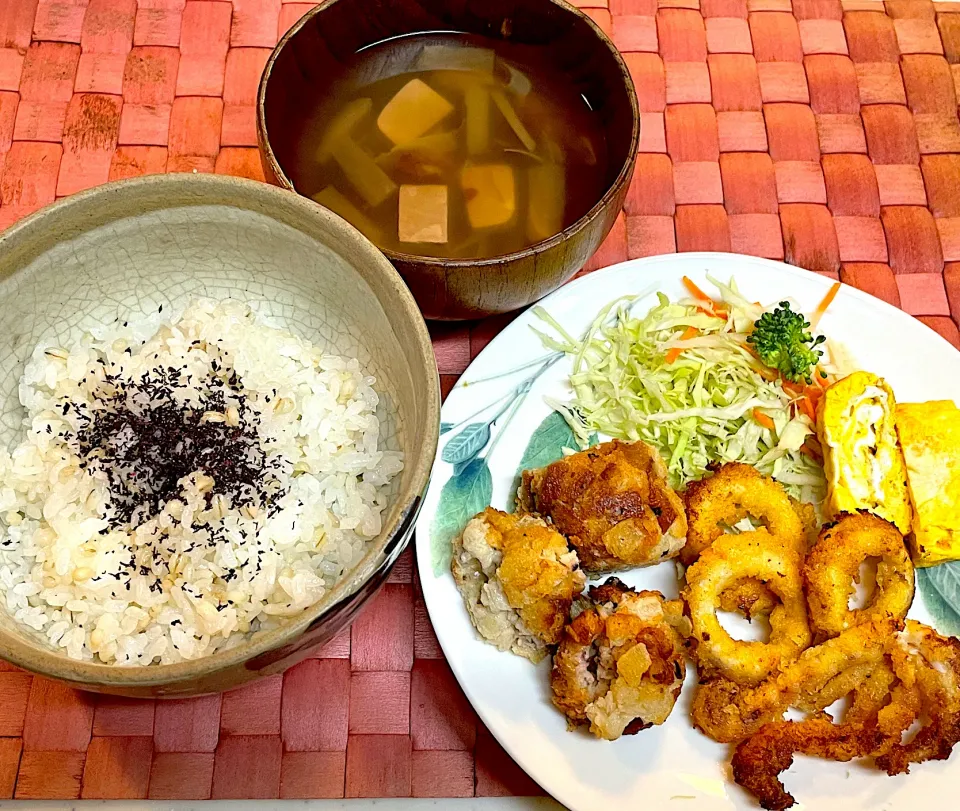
816, 371, 912, 534
895, 400, 960, 566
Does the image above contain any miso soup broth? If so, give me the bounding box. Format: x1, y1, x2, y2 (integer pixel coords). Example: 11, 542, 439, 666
290, 32, 610, 259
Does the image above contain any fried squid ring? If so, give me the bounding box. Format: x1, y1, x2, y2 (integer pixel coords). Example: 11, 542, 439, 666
684, 464, 814, 619
684, 529, 811, 686
731, 718, 885, 811
700, 618, 960, 810
875, 620, 960, 776
691, 618, 898, 743
731, 679, 920, 811
682, 463, 808, 566
729, 620, 960, 810
730, 666, 919, 810
804, 511, 914, 640
550, 579, 689, 740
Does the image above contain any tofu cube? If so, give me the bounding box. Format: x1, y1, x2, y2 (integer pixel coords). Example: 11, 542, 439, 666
377, 79, 454, 146
398, 185, 448, 243
461, 164, 515, 229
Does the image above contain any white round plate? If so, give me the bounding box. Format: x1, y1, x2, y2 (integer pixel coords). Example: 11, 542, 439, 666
415, 253, 960, 811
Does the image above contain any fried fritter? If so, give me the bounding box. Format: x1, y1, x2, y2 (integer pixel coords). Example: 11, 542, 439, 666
550, 578, 689, 740
451, 507, 585, 662
519, 439, 686, 573
804, 511, 914, 640
683, 529, 811, 686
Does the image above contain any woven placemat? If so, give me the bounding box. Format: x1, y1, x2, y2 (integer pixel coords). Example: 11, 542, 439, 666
0, 0, 959, 800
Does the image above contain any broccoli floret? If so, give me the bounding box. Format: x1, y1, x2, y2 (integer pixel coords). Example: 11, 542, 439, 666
747, 302, 825, 384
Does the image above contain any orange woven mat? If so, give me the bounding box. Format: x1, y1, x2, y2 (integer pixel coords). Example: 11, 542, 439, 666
1, 0, 960, 800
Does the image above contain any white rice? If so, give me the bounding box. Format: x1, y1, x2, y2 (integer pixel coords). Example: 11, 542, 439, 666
0, 299, 403, 665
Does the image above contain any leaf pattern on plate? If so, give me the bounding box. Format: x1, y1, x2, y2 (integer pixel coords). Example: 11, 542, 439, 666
441, 422, 491, 465
430, 457, 493, 577
430, 353, 566, 576
917, 563, 960, 637
516, 411, 577, 473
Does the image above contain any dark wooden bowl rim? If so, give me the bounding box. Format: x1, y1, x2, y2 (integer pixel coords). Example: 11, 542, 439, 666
257, 0, 640, 268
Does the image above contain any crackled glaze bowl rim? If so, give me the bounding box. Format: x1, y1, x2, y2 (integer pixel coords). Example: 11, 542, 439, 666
0, 173, 440, 688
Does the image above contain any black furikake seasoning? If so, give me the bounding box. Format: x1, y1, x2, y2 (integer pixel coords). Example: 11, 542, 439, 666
64, 360, 287, 530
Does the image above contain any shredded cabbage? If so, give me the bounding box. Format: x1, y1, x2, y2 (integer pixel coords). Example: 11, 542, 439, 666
536, 275, 828, 504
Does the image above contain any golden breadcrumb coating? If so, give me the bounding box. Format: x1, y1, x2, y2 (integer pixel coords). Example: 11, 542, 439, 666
551, 578, 689, 740
451, 508, 585, 662
519, 439, 686, 573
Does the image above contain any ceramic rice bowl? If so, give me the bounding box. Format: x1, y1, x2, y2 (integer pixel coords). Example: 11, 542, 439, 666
0, 173, 439, 697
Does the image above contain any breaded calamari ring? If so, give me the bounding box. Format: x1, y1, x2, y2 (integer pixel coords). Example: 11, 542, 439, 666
876, 620, 960, 775
684, 464, 814, 619
729, 621, 959, 810
730, 686, 920, 811
731, 678, 920, 811
682, 463, 808, 566
731, 718, 884, 811
691, 618, 899, 743
789, 495, 820, 552
804, 511, 914, 639
683, 529, 811, 685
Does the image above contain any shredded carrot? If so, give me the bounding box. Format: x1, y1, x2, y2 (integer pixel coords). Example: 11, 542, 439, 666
810, 282, 841, 330
813, 368, 831, 389
665, 326, 698, 364
797, 396, 817, 423
804, 385, 823, 407
753, 408, 777, 431
683, 276, 714, 303
781, 379, 804, 396
683, 277, 728, 319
